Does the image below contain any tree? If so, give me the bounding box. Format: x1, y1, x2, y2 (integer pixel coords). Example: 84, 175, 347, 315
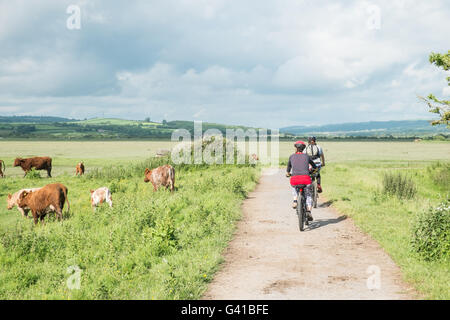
420, 50, 450, 128
162, 119, 167, 125
144, 117, 151, 122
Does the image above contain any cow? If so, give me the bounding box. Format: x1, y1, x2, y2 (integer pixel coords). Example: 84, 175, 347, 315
90, 187, 113, 211
75, 162, 85, 176
0, 160, 5, 178
14, 157, 52, 178
18, 183, 69, 225
144, 164, 175, 192
251, 153, 259, 162
7, 188, 41, 218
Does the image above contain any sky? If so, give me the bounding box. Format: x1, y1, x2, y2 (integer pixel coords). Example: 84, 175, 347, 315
0, 0, 449, 128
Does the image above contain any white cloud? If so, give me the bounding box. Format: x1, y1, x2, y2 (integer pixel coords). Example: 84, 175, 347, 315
0, 0, 449, 127
443, 86, 450, 97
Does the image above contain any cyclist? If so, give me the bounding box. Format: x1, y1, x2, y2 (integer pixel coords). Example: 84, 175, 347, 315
304, 136, 325, 193
286, 140, 317, 221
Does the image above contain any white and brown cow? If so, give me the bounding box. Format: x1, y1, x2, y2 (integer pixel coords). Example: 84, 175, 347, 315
90, 187, 113, 211
144, 164, 175, 192
7, 188, 41, 218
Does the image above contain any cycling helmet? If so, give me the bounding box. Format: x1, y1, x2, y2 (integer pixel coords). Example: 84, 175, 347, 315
294, 140, 306, 148
308, 136, 316, 142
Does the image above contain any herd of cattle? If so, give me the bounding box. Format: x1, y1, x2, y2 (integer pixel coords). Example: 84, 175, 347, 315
1, 156, 176, 225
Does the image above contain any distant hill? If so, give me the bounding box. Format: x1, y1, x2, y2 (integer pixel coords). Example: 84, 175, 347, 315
0, 116, 75, 123
0, 116, 447, 140
280, 120, 448, 138
0, 116, 255, 140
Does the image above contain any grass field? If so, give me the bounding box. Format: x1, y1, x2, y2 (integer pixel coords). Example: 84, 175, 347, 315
0, 140, 448, 299
281, 141, 450, 299
71, 118, 162, 126
0, 142, 259, 299
0, 141, 179, 177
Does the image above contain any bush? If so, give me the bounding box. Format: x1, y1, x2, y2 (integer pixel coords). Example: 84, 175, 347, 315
25, 168, 41, 179
231, 177, 247, 198
382, 172, 417, 199
411, 202, 450, 261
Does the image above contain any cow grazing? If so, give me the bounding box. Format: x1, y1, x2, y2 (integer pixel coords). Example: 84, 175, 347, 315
14, 157, 52, 177
7, 188, 41, 218
0, 160, 5, 178
75, 162, 85, 176
144, 165, 175, 192
18, 183, 69, 225
90, 187, 113, 211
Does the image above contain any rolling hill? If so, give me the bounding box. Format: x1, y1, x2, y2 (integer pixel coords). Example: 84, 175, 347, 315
0, 116, 256, 140
0, 116, 447, 140
280, 120, 448, 138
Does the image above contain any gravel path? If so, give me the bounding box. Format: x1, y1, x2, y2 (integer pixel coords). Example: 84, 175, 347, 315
203, 169, 416, 300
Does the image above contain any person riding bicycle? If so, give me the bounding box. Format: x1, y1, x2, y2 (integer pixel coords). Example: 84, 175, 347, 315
286, 140, 317, 221
304, 136, 325, 193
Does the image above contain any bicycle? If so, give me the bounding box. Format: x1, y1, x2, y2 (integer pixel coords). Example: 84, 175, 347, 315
293, 184, 309, 231
310, 169, 319, 208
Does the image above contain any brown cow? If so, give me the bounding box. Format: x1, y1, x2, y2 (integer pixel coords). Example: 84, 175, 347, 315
75, 162, 85, 176
14, 157, 52, 177
144, 165, 175, 192
0, 160, 5, 178
18, 183, 69, 225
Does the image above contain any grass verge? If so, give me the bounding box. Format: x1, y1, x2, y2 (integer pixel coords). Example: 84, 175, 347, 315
321, 162, 449, 299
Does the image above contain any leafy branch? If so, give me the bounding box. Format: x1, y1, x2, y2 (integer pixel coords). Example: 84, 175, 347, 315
420, 50, 450, 128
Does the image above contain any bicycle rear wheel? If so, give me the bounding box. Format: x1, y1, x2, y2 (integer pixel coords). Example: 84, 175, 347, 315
312, 179, 318, 208
297, 194, 305, 231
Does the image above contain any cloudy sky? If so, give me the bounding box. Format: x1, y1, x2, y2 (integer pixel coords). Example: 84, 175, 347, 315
0, 0, 449, 128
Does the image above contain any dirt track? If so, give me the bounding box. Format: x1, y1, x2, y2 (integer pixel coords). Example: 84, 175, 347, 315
203, 168, 417, 300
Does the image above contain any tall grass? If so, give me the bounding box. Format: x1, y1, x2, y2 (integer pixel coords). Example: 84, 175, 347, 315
426, 162, 450, 190
382, 172, 417, 199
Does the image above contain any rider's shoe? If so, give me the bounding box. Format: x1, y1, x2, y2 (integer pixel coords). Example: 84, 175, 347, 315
306, 211, 313, 221
292, 201, 297, 209
317, 184, 323, 193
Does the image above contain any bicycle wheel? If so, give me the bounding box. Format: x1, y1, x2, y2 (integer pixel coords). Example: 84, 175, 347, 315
298, 193, 305, 231
312, 179, 318, 208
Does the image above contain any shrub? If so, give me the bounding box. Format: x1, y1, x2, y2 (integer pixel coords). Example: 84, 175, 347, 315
25, 168, 41, 180
411, 202, 450, 261
382, 172, 417, 199
149, 216, 178, 256
231, 178, 246, 198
